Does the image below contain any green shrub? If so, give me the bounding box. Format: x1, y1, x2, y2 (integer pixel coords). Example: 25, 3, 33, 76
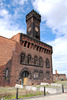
61, 79, 64, 81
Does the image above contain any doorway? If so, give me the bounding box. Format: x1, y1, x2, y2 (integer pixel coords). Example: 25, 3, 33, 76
21, 71, 29, 85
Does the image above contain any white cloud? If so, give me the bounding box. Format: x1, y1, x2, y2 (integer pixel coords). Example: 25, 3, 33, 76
12, 0, 28, 6
0, 8, 26, 38
48, 36, 67, 75
0, 9, 9, 17
19, 0, 28, 5
33, 0, 67, 75
0, 19, 25, 38
33, 0, 67, 37
0, 0, 27, 38
0, 17, 25, 38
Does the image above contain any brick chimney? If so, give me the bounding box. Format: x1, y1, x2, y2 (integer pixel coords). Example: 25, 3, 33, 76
55, 70, 58, 74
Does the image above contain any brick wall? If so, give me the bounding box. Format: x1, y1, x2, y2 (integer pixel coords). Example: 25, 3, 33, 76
0, 36, 16, 86
10, 33, 53, 86
53, 74, 66, 81
0, 36, 16, 66
0, 33, 53, 86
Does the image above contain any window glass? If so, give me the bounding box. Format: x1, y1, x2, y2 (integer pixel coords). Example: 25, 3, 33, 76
27, 55, 31, 64
6, 69, 8, 78
46, 59, 50, 68
34, 56, 37, 65
20, 53, 25, 63
39, 57, 43, 66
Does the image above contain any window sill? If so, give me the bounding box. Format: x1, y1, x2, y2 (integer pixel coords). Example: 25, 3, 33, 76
20, 62, 43, 67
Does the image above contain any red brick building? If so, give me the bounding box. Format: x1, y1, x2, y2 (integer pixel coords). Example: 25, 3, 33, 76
0, 10, 53, 86
53, 70, 66, 81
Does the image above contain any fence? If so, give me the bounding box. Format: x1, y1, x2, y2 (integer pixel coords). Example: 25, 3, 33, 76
0, 84, 67, 100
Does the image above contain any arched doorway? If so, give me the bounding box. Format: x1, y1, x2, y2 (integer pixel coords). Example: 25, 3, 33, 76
20, 71, 29, 85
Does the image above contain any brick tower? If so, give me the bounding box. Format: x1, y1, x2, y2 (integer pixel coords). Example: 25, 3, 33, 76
26, 10, 41, 40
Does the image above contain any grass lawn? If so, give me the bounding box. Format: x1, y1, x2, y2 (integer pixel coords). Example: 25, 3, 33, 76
36, 81, 67, 89
55, 81, 67, 85
0, 81, 67, 99
0, 87, 43, 100
55, 81, 67, 88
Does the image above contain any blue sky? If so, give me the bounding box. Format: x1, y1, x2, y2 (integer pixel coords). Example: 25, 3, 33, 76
0, 0, 67, 76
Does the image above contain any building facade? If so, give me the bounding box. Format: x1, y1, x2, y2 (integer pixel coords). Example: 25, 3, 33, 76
53, 70, 66, 81
0, 10, 53, 86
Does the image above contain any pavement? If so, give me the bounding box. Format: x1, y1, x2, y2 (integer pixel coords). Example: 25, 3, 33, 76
17, 93, 67, 100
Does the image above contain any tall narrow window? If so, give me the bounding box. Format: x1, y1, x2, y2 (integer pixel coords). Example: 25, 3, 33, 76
39, 57, 43, 66
34, 56, 38, 65
20, 53, 25, 63
27, 54, 31, 64
5, 68, 8, 78
5, 68, 10, 82
46, 58, 50, 68
46, 71, 50, 79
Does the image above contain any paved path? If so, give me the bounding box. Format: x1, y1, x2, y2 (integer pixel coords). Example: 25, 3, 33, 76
24, 93, 67, 100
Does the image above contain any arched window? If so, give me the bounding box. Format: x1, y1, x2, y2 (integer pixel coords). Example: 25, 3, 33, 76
27, 54, 31, 64
39, 57, 43, 66
46, 58, 50, 68
20, 53, 25, 63
34, 56, 38, 65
